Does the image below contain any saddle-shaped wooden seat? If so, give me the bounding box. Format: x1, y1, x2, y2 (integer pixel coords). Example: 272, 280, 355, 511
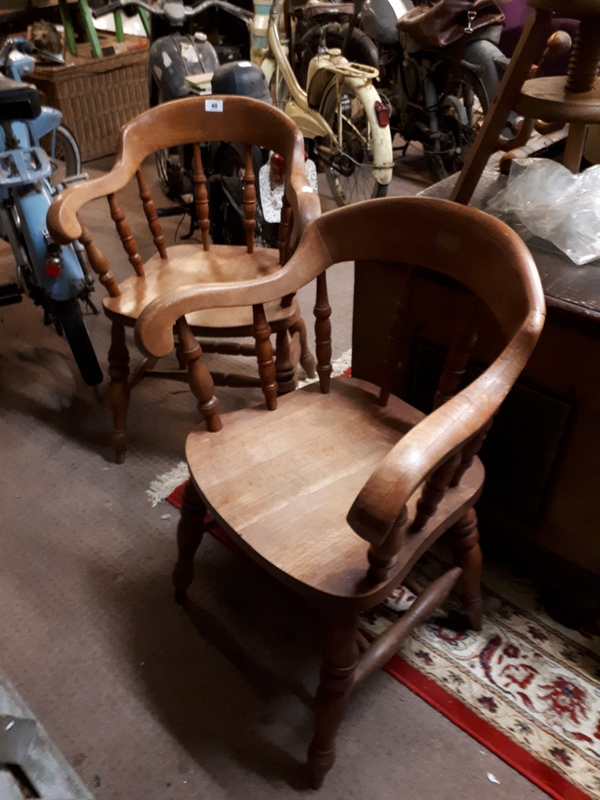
135, 196, 545, 788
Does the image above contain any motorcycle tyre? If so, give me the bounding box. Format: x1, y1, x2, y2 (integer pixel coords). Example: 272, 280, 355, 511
53, 124, 82, 177
424, 66, 489, 185
41, 123, 82, 180
319, 78, 389, 207
53, 297, 103, 387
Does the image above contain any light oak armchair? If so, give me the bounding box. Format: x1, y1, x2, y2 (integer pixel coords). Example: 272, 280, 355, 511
135, 196, 545, 788
48, 95, 320, 462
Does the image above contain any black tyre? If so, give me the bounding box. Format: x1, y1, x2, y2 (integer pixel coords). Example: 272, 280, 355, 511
53, 297, 103, 387
319, 78, 389, 206
424, 66, 489, 184
42, 124, 82, 182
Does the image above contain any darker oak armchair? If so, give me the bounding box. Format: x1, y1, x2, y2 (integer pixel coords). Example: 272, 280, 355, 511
47, 95, 320, 462
135, 197, 545, 788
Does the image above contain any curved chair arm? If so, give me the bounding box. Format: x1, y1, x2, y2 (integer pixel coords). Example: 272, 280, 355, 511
47, 94, 320, 244
346, 311, 544, 546
47, 165, 138, 244
134, 222, 333, 357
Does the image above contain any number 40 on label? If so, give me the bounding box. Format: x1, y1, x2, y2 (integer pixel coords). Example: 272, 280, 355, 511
205, 99, 224, 112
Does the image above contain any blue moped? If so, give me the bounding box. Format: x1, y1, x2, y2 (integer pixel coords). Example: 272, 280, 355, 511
0, 37, 102, 386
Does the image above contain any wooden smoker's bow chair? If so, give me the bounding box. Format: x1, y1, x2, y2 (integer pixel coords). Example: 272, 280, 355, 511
135, 197, 545, 788
47, 95, 320, 462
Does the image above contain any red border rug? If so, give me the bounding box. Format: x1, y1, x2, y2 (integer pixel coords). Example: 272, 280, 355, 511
167, 482, 600, 800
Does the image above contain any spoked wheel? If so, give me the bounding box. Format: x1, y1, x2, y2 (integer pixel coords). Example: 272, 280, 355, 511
424, 66, 489, 184
319, 78, 388, 206
42, 124, 82, 184
51, 297, 103, 387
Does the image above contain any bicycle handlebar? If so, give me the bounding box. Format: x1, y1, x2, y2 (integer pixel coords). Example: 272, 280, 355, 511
92, 1, 159, 18
92, 0, 252, 24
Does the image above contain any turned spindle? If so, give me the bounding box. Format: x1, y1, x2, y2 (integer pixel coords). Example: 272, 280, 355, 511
192, 143, 211, 250
136, 170, 166, 260
176, 317, 222, 431
252, 303, 277, 409
107, 193, 144, 276
77, 216, 120, 297
243, 143, 256, 254
314, 273, 332, 393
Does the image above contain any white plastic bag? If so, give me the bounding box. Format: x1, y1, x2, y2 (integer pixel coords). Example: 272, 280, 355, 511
486, 158, 600, 266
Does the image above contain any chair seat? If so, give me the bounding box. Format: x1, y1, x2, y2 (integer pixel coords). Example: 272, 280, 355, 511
103, 243, 298, 332
186, 377, 485, 609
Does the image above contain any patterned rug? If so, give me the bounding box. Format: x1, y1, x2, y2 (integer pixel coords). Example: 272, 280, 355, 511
363, 552, 600, 800
148, 352, 600, 800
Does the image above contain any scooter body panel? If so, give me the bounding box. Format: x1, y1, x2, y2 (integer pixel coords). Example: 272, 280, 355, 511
13, 183, 85, 302
29, 107, 63, 143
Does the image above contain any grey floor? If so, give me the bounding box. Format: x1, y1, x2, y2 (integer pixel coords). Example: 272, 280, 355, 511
0, 153, 552, 799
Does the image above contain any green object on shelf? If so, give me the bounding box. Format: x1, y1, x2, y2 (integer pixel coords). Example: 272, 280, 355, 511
113, 10, 124, 43
78, 0, 103, 58
58, 0, 77, 56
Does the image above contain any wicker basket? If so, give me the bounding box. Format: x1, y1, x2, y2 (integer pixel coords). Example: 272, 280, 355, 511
27, 35, 150, 162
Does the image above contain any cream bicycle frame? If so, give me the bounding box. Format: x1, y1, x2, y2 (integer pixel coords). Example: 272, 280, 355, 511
256, 0, 393, 187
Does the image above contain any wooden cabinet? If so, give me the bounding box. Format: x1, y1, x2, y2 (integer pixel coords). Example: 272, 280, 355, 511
352, 240, 600, 627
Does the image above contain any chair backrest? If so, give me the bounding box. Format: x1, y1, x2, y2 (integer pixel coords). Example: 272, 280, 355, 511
47, 95, 320, 295
135, 196, 545, 567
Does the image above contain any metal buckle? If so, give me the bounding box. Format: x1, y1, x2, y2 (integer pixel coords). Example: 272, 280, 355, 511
465, 10, 477, 34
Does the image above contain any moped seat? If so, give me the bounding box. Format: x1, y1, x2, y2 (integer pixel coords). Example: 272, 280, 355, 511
0, 74, 41, 123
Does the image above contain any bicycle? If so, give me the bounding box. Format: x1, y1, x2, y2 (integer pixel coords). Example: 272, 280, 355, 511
257, 0, 394, 204
0, 38, 103, 387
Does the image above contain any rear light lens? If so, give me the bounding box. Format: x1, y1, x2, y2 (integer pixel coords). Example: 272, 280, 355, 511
269, 152, 285, 188
374, 100, 389, 128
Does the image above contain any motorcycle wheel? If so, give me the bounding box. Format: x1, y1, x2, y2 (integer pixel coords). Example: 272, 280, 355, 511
319, 78, 389, 207
52, 297, 103, 387
41, 124, 82, 183
424, 66, 489, 184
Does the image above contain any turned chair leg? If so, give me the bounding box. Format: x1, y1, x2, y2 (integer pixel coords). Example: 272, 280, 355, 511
307, 616, 360, 789
290, 317, 317, 379
450, 507, 483, 631
173, 480, 209, 604
107, 319, 130, 464
275, 329, 296, 394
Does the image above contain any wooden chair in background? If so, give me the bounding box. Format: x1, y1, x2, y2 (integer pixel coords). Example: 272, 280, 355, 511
48, 95, 320, 462
452, 0, 600, 203
135, 196, 545, 788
